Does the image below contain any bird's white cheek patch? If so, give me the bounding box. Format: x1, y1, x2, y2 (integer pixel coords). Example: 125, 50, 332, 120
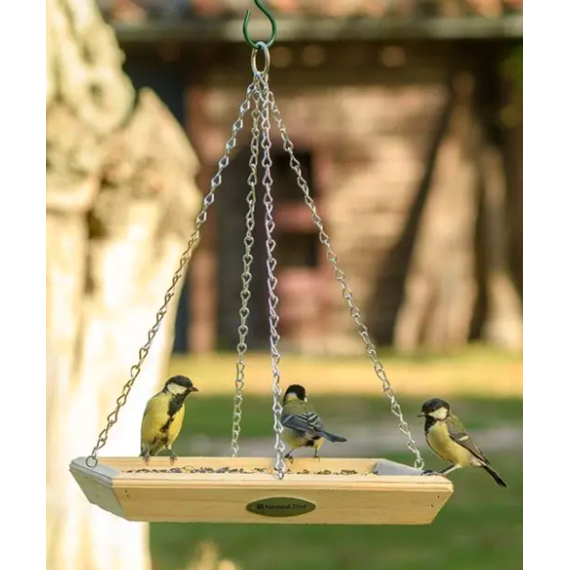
168, 384, 189, 395
430, 408, 448, 421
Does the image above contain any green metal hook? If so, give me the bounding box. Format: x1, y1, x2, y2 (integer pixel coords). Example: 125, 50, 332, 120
243, 0, 277, 50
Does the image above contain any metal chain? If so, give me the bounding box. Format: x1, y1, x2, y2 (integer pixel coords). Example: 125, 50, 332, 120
85, 84, 256, 468
269, 94, 425, 470
254, 57, 287, 480
230, 89, 262, 457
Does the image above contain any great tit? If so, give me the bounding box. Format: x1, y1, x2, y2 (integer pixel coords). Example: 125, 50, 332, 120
140, 375, 198, 465
418, 397, 507, 487
281, 384, 347, 460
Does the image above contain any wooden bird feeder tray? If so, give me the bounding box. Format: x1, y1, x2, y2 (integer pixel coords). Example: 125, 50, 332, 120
70, 456, 453, 525
70, 35, 456, 526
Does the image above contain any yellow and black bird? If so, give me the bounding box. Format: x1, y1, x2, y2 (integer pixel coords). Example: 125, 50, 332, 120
140, 375, 198, 465
281, 384, 347, 460
418, 398, 507, 487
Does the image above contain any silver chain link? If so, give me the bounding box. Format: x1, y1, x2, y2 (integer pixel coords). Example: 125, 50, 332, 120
85, 39, 424, 473
255, 61, 287, 479
85, 84, 256, 468
269, 93, 425, 470
230, 89, 262, 457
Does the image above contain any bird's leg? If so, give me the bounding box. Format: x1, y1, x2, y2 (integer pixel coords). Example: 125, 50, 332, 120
168, 448, 178, 465
313, 449, 321, 461
142, 452, 151, 466
438, 464, 459, 477
422, 464, 459, 477
284, 450, 294, 463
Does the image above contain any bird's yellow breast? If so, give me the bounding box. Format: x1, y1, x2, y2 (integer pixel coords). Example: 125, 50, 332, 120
283, 428, 324, 452
141, 392, 185, 448
427, 421, 473, 467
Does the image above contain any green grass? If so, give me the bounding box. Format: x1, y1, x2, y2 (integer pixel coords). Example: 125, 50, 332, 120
150, 394, 522, 570
170, 394, 522, 443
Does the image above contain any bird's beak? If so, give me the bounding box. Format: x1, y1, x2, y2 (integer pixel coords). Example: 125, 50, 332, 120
189, 386, 199, 393
417, 412, 425, 418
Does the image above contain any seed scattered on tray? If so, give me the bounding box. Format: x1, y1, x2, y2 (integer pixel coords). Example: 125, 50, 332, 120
125, 465, 369, 475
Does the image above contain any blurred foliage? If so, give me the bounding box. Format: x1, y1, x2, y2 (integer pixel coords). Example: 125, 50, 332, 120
498, 43, 523, 128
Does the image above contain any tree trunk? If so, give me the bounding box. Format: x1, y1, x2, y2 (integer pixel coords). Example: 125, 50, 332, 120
394, 73, 479, 352
478, 143, 523, 350
46, 1, 201, 569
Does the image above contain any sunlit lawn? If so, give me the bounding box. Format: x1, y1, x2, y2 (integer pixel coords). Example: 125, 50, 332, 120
167, 345, 522, 399
150, 348, 522, 570
152, 449, 522, 570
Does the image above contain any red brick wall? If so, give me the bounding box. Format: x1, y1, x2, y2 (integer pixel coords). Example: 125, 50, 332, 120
188, 44, 450, 353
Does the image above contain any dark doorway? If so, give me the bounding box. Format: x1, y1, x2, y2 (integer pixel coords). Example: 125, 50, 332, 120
271, 150, 323, 350
215, 148, 320, 351
215, 149, 269, 351
272, 150, 319, 270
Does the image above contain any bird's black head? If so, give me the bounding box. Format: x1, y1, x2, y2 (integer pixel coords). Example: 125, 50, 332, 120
283, 384, 307, 402
164, 375, 198, 397
418, 398, 451, 421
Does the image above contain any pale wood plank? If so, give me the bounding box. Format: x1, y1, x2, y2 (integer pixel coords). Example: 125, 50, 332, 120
69, 458, 124, 518
71, 456, 453, 525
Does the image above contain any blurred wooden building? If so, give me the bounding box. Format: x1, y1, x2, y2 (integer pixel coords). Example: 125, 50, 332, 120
98, 0, 523, 354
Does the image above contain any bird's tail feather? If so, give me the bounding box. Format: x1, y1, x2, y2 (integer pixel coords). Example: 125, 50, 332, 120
318, 429, 347, 443
483, 464, 508, 488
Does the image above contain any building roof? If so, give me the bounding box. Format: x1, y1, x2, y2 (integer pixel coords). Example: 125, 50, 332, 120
98, 1, 523, 20
97, 1, 523, 42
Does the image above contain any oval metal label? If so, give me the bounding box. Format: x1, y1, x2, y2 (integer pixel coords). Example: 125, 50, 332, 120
246, 496, 316, 518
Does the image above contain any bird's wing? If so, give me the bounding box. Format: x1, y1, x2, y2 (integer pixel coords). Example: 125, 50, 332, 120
140, 395, 158, 426
446, 415, 489, 464
140, 398, 158, 453
281, 408, 323, 434
303, 402, 324, 430
140, 393, 167, 442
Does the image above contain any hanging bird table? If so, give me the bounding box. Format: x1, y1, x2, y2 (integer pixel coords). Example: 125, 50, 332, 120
70, 1, 454, 525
